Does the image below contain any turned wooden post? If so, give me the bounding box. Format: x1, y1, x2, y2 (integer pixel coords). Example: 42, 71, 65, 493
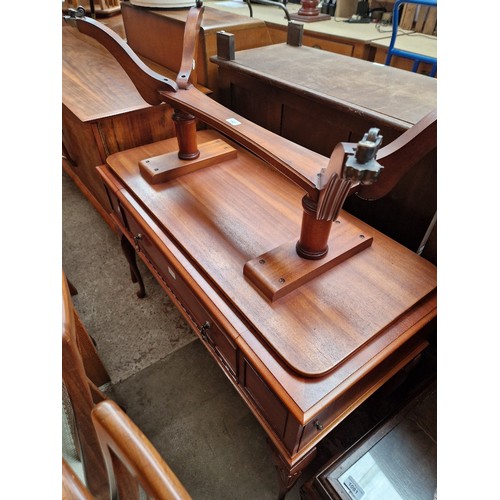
290, 0, 331, 22
296, 195, 333, 259
173, 109, 200, 160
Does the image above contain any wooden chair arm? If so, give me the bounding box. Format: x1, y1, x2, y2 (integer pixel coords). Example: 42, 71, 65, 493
62, 459, 93, 500
91, 400, 191, 499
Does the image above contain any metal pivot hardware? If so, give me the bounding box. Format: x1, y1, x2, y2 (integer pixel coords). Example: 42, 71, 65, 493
344, 128, 383, 185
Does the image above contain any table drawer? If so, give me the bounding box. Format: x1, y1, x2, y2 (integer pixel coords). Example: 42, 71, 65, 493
185, 293, 238, 379
120, 202, 238, 378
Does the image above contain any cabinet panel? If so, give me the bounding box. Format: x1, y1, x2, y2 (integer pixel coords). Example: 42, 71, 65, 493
242, 360, 288, 439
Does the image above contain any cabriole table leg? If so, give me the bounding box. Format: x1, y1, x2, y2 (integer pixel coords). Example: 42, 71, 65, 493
267, 440, 317, 499
120, 234, 146, 298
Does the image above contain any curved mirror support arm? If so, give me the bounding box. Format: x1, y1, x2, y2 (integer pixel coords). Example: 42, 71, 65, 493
356, 109, 437, 200
64, 9, 178, 104
177, 2, 205, 89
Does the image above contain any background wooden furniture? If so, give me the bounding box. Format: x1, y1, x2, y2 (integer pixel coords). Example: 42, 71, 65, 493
212, 42, 436, 254
372, 30, 437, 75
301, 380, 436, 499
62, 458, 93, 500
121, 1, 273, 94
205, 0, 393, 59
63, 0, 121, 17
62, 24, 179, 228
62, 272, 110, 497
91, 400, 192, 499
374, 0, 437, 75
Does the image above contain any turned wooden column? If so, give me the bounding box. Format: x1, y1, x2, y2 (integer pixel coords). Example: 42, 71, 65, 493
173, 109, 200, 160
296, 195, 333, 260
290, 0, 331, 22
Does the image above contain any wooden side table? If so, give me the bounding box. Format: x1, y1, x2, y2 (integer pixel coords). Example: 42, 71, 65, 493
96, 126, 437, 498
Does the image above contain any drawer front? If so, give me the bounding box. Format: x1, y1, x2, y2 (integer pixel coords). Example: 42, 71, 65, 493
299, 392, 351, 451
121, 204, 238, 378
103, 184, 127, 227
241, 360, 288, 439
187, 296, 238, 379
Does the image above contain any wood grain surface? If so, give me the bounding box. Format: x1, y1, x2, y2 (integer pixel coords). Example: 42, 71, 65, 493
212, 43, 437, 130
106, 129, 436, 377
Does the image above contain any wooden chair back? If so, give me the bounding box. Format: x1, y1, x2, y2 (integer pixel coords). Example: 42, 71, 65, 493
91, 399, 192, 500
62, 272, 109, 497
62, 458, 93, 500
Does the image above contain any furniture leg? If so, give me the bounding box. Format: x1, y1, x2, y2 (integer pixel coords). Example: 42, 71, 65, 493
267, 440, 317, 499
120, 234, 146, 298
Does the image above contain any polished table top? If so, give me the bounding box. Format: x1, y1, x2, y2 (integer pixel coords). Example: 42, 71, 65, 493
106, 128, 437, 379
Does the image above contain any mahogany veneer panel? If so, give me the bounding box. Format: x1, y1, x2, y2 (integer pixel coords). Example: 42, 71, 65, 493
62, 24, 176, 222
105, 130, 436, 378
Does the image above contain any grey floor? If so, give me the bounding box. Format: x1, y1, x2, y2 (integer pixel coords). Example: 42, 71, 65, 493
62, 170, 307, 499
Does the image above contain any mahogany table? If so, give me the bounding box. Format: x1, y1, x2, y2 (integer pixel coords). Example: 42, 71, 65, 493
97, 128, 437, 498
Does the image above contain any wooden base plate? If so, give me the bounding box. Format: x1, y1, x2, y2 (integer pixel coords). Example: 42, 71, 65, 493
139, 138, 237, 184
244, 217, 373, 301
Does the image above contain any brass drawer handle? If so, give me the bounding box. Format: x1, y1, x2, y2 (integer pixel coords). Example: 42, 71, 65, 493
314, 420, 323, 431
200, 321, 210, 341
133, 233, 142, 249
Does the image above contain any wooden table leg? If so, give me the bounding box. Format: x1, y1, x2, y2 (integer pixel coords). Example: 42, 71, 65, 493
267, 441, 317, 499
120, 234, 146, 298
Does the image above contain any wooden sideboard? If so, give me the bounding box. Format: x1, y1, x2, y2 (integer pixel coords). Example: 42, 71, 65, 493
120, 1, 273, 94
97, 125, 437, 498
211, 42, 437, 255
62, 24, 191, 226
